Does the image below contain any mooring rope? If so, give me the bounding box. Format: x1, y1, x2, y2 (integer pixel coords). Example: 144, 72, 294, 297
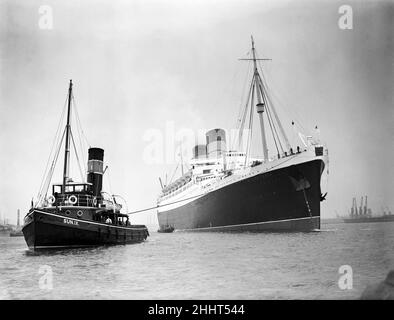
127, 193, 205, 215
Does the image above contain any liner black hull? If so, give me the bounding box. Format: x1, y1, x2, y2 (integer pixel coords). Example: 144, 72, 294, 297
22, 210, 149, 250
158, 159, 324, 232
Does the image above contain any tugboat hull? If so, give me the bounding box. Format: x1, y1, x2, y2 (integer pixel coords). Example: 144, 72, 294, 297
22, 209, 149, 250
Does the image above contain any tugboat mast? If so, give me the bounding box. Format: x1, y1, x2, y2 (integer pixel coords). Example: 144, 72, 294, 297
62, 79, 73, 194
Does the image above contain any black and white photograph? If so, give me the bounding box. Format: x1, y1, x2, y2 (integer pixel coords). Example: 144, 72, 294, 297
0, 0, 393, 306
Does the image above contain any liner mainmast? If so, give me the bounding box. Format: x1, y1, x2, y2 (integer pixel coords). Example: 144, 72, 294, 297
238, 36, 291, 161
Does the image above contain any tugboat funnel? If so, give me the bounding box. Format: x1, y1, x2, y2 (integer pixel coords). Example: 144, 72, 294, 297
87, 147, 104, 197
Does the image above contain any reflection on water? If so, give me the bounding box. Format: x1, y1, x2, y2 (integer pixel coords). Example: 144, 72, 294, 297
0, 221, 393, 299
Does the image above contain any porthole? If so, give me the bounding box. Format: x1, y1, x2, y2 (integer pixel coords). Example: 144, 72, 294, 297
77, 210, 83, 217
65, 210, 71, 216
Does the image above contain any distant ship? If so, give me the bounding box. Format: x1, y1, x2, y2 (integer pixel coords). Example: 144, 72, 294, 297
157, 37, 329, 232
22, 80, 149, 250
157, 225, 175, 233
0, 224, 12, 234
343, 196, 394, 223
10, 210, 23, 237
0, 216, 12, 234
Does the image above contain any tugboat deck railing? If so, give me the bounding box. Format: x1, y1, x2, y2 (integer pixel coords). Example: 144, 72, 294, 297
52, 194, 97, 207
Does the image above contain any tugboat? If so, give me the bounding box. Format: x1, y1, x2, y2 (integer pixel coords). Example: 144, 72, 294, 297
22, 80, 149, 250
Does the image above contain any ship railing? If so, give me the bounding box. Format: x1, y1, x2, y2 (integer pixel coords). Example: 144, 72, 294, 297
50, 194, 99, 207
162, 176, 193, 197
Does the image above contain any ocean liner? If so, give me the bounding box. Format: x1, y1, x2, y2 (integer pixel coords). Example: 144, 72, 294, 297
157, 37, 329, 232
22, 80, 149, 249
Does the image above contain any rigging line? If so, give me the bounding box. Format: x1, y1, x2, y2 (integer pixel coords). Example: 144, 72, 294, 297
73, 100, 87, 174
237, 79, 252, 138
236, 60, 252, 117
255, 56, 300, 145
36, 120, 67, 203
259, 68, 310, 137
262, 89, 291, 150
36, 97, 68, 201
256, 86, 277, 156
266, 93, 286, 153
270, 87, 308, 134
71, 93, 88, 172
41, 127, 67, 200
265, 100, 281, 156
245, 82, 255, 166
75, 113, 86, 173
77, 124, 87, 175
258, 74, 291, 151
259, 78, 284, 154
238, 69, 254, 129
72, 93, 90, 147
235, 60, 252, 130
268, 102, 284, 153
36, 127, 67, 206
169, 162, 180, 185
269, 89, 310, 144
238, 73, 255, 151
71, 93, 82, 142
73, 94, 91, 177
249, 83, 255, 159
69, 129, 85, 183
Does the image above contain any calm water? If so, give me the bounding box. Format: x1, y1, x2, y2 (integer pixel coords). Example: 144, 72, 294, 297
0, 221, 393, 299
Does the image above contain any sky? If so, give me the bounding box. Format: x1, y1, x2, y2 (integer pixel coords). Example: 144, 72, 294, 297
0, 0, 393, 227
